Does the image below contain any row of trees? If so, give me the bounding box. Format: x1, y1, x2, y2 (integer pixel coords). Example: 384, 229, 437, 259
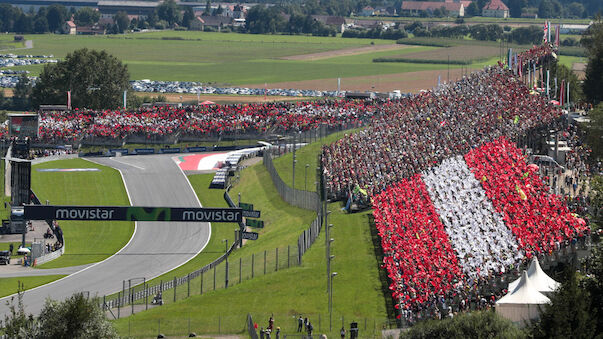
404, 21, 543, 45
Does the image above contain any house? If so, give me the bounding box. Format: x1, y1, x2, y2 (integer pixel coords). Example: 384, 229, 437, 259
311, 15, 346, 33
401, 1, 465, 17
76, 24, 106, 35
63, 20, 76, 34
190, 15, 234, 31
359, 6, 374, 16
482, 0, 509, 18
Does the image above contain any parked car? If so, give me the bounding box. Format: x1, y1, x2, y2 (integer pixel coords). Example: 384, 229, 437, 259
0, 250, 10, 265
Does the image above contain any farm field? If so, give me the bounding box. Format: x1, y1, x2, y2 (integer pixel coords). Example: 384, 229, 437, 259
31, 159, 133, 268
9, 32, 470, 88
377, 45, 501, 63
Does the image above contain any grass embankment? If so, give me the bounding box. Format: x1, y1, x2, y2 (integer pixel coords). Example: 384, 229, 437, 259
272, 129, 360, 192
31, 158, 133, 268
0, 275, 67, 298
13, 32, 452, 84
112, 133, 389, 338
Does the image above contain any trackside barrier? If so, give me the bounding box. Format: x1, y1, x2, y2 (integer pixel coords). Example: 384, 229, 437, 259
248, 314, 259, 339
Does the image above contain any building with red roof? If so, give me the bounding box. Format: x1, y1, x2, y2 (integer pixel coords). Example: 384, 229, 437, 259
482, 0, 509, 18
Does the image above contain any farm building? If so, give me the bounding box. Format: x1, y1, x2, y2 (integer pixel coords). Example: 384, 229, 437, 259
312, 15, 346, 33
63, 20, 76, 34
401, 1, 465, 17
482, 0, 509, 18
190, 15, 234, 31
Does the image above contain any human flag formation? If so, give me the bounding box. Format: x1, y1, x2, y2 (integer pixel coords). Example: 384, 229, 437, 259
373, 137, 587, 309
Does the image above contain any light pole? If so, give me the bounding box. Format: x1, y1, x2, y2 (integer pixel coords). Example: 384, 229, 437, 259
327, 223, 334, 293
324, 211, 331, 292
223, 239, 228, 288
305, 164, 309, 191
329, 272, 338, 332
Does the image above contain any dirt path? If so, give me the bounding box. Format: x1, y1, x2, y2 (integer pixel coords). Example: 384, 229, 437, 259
281, 44, 417, 61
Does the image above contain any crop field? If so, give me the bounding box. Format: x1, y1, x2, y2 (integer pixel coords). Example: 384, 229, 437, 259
31, 158, 133, 268
377, 45, 501, 63
8, 32, 470, 88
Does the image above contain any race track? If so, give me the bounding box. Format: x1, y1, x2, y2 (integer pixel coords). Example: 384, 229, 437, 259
0, 154, 210, 317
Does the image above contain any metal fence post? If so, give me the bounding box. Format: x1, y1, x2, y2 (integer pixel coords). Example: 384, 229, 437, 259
200, 271, 204, 294
117, 291, 121, 319
188, 273, 191, 297
145, 283, 148, 310
173, 277, 177, 302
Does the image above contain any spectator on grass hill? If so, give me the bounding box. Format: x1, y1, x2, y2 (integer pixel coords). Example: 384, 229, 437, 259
298, 315, 303, 332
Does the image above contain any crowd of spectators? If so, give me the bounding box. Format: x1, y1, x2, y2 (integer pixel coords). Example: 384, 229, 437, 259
373, 138, 589, 323
35, 100, 379, 142
322, 64, 564, 199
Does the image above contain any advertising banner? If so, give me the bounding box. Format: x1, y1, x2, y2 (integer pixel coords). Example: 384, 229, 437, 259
24, 205, 242, 222
134, 148, 155, 155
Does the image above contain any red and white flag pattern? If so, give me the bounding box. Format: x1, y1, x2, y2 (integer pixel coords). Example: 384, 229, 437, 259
373, 137, 587, 309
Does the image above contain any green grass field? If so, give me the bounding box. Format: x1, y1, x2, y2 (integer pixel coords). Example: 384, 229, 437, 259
0, 275, 67, 298
9, 32, 464, 85
352, 15, 592, 25
31, 158, 133, 268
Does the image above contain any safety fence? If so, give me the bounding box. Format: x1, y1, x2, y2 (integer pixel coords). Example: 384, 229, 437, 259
103, 243, 300, 318
113, 312, 393, 338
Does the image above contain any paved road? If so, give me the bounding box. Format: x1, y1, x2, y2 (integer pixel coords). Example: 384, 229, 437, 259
0, 154, 210, 316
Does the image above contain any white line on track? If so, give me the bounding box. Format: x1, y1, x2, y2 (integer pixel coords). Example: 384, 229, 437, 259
109, 157, 146, 170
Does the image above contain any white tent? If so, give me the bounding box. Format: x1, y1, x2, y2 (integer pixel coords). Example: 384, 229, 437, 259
508, 258, 560, 293
496, 271, 550, 323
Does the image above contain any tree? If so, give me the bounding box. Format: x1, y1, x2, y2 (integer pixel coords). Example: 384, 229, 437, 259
13, 13, 33, 33
511, 25, 542, 44
12, 74, 32, 110
114, 11, 129, 33
568, 2, 585, 18
182, 6, 195, 28
32, 48, 130, 110
33, 16, 49, 33
400, 311, 525, 339
156, 0, 180, 27
529, 267, 596, 338
37, 293, 118, 338
46, 4, 67, 32
582, 20, 603, 104
4, 291, 118, 338
204, 0, 211, 15
585, 104, 603, 162
509, 0, 527, 18
465, 2, 479, 17
74, 7, 100, 27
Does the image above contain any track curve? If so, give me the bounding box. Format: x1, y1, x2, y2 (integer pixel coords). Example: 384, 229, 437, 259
0, 154, 210, 317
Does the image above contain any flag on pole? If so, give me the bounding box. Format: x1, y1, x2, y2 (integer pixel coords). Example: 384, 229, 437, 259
197, 89, 200, 105
337, 77, 341, 95
543, 21, 548, 43
264, 82, 267, 101
555, 25, 560, 47
67, 90, 71, 110
508, 48, 513, 70
548, 21, 551, 43
438, 75, 441, 87
123, 90, 127, 108
546, 70, 550, 98
559, 79, 565, 105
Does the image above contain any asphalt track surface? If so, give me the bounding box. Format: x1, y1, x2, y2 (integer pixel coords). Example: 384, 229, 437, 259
0, 154, 210, 317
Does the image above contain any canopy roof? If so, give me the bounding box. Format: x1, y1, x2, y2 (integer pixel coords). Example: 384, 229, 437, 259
508, 258, 560, 293
497, 270, 550, 305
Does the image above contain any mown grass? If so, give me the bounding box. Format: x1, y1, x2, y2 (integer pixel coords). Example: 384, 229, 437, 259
352, 15, 592, 24
31, 158, 133, 268
0, 275, 67, 298
272, 129, 361, 192
13, 32, 453, 84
